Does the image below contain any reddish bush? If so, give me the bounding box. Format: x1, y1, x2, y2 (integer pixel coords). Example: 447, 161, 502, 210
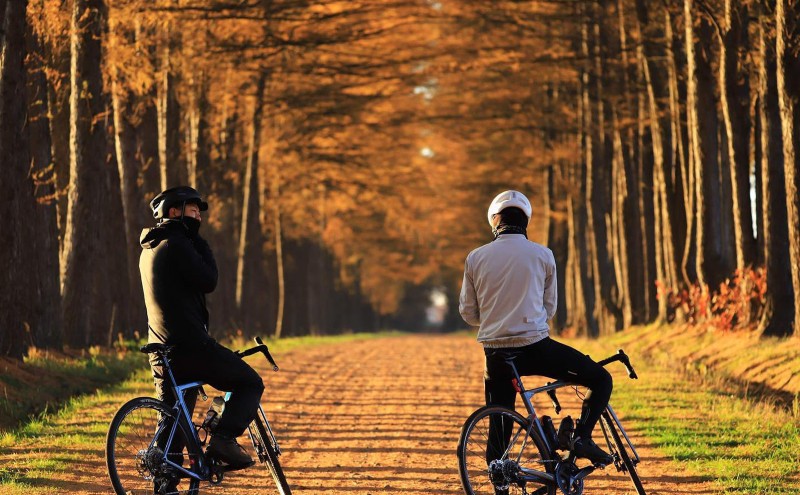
656, 267, 767, 331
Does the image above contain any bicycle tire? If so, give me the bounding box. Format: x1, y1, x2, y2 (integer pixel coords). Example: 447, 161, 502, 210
250, 416, 292, 494
457, 405, 556, 495
106, 397, 202, 495
600, 410, 646, 495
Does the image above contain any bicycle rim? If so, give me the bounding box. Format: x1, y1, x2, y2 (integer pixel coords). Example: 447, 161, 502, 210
250, 417, 292, 495
600, 411, 646, 495
458, 406, 556, 495
106, 397, 202, 495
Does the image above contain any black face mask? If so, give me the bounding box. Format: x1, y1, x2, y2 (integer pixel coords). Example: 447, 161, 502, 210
182, 216, 201, 236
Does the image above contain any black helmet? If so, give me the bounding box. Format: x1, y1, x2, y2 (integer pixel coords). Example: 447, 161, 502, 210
150, 186, 208, 219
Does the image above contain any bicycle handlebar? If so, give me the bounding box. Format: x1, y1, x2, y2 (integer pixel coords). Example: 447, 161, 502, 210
542, 349, 637, 415
596, 349, 638, 379
236, 336, 279, 372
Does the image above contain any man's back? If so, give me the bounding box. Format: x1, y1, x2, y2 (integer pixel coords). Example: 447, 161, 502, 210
139, 219, 217, 346
459, 234, 557, 347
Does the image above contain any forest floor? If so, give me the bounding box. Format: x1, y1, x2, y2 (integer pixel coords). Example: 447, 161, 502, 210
2, 332, 774, 495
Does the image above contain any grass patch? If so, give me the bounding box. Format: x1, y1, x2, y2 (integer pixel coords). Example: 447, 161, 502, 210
0, 343, 148, 432
567, 329, 800, 494
220, 330, 404, 354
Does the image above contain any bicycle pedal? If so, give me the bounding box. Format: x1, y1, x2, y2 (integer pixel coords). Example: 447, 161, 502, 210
209, 468, 224, 485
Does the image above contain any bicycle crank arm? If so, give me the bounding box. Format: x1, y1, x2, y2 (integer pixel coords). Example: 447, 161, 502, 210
571, 465, 595, 483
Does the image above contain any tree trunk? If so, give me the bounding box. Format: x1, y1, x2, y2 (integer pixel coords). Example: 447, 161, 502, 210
186, 75, 210, 193
587, 2, 622, 335
685, 0, 734, 293
570, 7, 600, 337
156, 24, 182, 190
611, 113, 632, 327
775, 0, 800, 336
61, 0, 129, 346
636, 0, 679, 321
757, 5, 793, 337
0, 0, 45, 358
719, 0, 756, 271
23, 9, 63, 348
109, 15, 145, 334
546, 163, 569, 331
235, 72, 266, 333
272, 169, 286, 338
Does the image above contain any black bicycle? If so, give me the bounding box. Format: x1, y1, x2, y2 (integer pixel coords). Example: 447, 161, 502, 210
457, 349, 645, 495
106, 337, 291, 495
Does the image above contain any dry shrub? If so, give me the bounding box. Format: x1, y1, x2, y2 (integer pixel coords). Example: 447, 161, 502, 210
656, 267, 767, 331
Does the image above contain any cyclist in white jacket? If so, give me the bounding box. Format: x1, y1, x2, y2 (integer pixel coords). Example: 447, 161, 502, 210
459, 190, 613, 465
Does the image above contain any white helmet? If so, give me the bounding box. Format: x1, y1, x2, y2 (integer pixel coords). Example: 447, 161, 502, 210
487, 190, 532, 226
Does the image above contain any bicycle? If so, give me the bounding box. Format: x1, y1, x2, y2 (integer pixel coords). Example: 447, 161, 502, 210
105, 337, 292, 495
457, 348, 645, 495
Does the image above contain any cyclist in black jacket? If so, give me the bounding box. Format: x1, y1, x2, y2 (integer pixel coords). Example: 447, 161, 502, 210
140, 186, 263, 471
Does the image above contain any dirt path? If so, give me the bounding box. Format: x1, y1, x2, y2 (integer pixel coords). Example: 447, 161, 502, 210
1, 334, 715, 494
225, 334, 713, 495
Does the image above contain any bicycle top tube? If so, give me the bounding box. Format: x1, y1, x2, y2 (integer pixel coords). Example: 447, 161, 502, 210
485, 347, 638, 411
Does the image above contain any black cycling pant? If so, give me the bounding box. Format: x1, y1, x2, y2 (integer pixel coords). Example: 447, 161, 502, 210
483, 337, 612, 441
150, 340, 264, 439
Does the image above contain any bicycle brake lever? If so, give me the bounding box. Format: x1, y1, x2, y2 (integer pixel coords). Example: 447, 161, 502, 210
546, 383, 562, 414
617, 349, 639, 379
254, 337, 280, 372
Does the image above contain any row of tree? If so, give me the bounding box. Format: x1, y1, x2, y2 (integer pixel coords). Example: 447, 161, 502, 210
3, 0, 800, 359
1, 0, 456, 358
529, 0, 800, 337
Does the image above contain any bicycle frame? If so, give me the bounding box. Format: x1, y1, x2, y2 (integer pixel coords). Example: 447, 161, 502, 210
498, 352, 641, 485
156, 358, 211, 482
148, 337, 284, 484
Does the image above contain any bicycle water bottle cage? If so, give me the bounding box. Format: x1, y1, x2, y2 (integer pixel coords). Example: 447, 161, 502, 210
557, 416, 574, 450
201, 397, 226, 433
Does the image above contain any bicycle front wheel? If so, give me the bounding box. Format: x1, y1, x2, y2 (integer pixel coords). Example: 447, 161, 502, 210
458, 405, 556, 495
106, 397, 202, 495
600, 410, 646, 495
249, 415, 292, 494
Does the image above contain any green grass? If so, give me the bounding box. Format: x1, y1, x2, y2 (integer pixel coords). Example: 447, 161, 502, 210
570, 330, 800, 494
0, 342, 149, 431
221, 330, 404, 354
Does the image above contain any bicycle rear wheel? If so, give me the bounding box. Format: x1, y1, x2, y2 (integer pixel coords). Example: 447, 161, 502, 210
248, 413, 292, 494
106, 397, 202, 495
600, 410, 646, 495
458, 405, 556, 495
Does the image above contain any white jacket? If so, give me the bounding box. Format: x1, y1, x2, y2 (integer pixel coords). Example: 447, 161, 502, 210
459, 234, 557, 347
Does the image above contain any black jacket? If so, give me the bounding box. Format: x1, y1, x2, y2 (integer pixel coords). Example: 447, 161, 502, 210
139, 219, 218, 346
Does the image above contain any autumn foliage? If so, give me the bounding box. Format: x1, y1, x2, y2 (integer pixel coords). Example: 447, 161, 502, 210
2, 0, 800, 358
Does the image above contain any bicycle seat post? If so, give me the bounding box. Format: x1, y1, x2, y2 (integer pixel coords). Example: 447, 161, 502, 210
503, 357, 526, 392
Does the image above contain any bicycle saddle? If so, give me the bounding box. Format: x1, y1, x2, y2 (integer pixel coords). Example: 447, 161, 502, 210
485, 347, 524, 363
140, 343, 173, 355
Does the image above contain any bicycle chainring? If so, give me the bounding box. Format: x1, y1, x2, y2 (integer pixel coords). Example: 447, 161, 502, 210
554, 461, 584, 495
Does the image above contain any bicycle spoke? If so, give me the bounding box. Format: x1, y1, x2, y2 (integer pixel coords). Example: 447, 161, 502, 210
107, 398, 202, 495
458, 406, 555, 495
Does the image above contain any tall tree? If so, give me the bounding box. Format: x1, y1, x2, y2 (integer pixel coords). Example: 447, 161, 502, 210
0, 0, 42, 357
757, 3, 793, 337
775, 0, 800, 336
60, 0, 129, 346
235, 71, 267, 332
